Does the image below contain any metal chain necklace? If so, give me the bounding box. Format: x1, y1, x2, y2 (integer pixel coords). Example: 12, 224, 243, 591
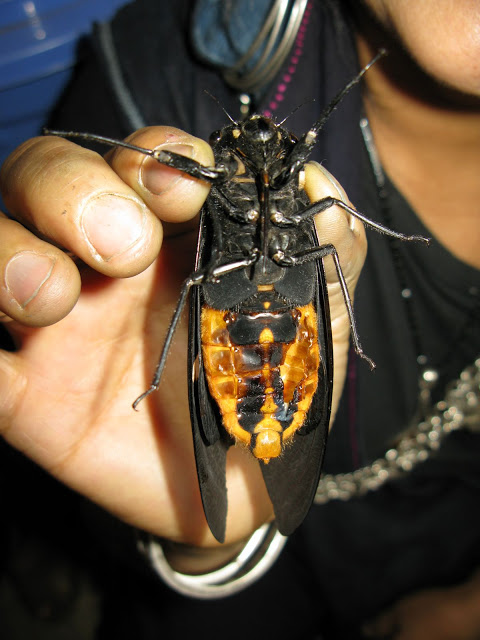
315, 117, 480, 504
315, 358, 480, 503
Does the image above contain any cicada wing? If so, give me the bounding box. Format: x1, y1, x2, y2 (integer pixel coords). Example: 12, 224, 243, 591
187, 234, 230, 544
261, 257, 333, 536
260, 379, 330, 536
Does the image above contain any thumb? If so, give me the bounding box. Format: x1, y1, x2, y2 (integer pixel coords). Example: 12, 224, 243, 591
303, 162, 368, 423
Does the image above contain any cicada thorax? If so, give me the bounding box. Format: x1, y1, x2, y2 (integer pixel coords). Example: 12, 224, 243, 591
200, 288, 321, 463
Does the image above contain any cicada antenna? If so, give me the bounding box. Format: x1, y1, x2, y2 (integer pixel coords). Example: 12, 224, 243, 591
203, 90, 239, 125
277, 98, 316, 126
310, 48, 388, 136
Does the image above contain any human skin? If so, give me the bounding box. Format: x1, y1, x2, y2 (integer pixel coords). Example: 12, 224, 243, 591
355, 1, 480, 637
360, 0, 480, 99
353, 0, 480, 270
0, 125, 364, 571
0, 0, 479, 589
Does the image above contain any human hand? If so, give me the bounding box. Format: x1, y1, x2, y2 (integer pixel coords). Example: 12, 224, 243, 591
0, 127, 367, 552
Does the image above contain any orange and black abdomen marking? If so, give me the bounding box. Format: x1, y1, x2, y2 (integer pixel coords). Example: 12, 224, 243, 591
201, 300, 320, 462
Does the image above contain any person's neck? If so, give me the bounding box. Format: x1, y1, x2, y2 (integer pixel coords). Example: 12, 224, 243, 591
355, 32, 480, 269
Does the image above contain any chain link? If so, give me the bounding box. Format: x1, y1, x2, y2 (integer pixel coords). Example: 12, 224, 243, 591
315, 357, 480, 504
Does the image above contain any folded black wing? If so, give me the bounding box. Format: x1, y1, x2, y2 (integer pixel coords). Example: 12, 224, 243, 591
187, 213, 230, 544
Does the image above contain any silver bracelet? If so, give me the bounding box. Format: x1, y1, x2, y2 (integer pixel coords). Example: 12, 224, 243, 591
137, 523, 287, 599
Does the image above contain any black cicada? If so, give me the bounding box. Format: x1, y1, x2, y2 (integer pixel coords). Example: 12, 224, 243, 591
46, 51, 428, 543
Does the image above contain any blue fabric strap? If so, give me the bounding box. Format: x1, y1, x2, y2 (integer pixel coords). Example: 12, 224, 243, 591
191, 0, 274, 70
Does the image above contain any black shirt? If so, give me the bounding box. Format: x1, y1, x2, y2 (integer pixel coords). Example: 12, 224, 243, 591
35, 0, 480, 636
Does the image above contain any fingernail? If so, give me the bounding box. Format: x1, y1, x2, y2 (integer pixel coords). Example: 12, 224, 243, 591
81, 194, 147, 261
5, 252, 55, 308
141, 144, 194, 195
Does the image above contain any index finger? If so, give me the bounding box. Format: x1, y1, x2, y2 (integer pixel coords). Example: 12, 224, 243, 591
0, 127, 214, 279
106, 126, 215, 224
